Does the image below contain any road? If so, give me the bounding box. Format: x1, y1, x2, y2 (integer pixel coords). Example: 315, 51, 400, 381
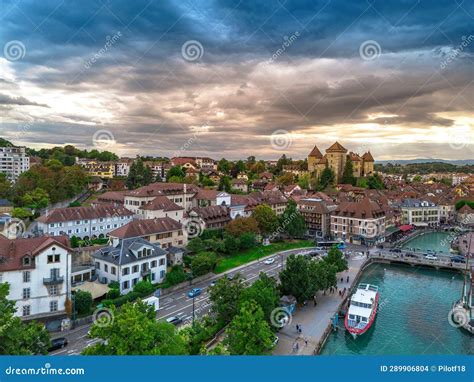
50, 247, 314, 356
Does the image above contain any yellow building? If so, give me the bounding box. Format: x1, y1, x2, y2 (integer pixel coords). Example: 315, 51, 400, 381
308, 141, 374, 181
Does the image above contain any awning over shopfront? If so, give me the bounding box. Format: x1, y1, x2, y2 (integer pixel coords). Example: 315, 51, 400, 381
385, 226, 400, 236
399, 224, 414, 232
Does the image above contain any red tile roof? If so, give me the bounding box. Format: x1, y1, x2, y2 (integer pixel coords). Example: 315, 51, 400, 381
0, 236, 70, 272
140, 195, 183, 211
108, 217, 182, 239
37, 205, 133, 224
308, 145, 323, 158
326, 141, 347, 153
333, 197, 385, 219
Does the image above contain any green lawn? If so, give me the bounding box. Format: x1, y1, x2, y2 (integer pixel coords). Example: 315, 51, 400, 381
214, 240, 314, 273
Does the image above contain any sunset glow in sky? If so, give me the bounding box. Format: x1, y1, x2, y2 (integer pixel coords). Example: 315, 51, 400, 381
1, 0, 473, 160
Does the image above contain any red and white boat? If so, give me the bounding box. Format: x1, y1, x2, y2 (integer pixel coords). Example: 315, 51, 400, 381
344, 283, 379, 338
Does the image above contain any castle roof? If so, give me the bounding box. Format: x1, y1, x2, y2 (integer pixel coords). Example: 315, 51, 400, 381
326, 141, 347, 153
362, 151, 374, 162
308, 145, 323, 158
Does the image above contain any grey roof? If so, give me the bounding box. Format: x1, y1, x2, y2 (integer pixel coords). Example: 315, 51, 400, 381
401, 199, 437, 208
167, 246, 185, 255
0, 199, 12, 207
91, 237, 167, 266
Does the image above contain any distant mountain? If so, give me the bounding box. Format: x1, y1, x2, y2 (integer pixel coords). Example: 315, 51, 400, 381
376, 159, 474, 166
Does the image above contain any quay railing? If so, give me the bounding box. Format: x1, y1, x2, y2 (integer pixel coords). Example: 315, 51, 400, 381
369, 251, 465, 271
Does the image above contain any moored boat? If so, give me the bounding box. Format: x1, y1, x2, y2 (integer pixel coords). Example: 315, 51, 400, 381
344, 283, 379, 338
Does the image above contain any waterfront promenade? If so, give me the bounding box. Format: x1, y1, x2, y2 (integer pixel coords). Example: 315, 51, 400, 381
273, 253, 367, 355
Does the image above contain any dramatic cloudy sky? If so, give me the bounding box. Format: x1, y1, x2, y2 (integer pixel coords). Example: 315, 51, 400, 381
1, 0, 473, 160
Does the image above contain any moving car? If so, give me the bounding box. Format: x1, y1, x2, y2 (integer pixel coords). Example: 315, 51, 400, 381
166, 316, 183, 325
263, 257, 275, 265
209, 280, 217, 287
450, 255, 466, 263
188, 288, 202, 298
424, 254, 438, 261
48, 337, 68, 352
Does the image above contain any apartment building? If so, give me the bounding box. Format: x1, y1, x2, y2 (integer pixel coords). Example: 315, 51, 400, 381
92, 237, 167, 294
331, 198, 386, 245
297, 198, 337, 239
0, 146, 30, 181
400, 199, 441, 227
36, 205, 134, 239
0, 235, 72, 321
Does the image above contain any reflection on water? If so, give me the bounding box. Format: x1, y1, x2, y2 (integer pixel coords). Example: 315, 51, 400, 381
321, 263, 473, 355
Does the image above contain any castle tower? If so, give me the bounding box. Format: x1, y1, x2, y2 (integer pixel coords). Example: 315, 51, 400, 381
325, 141, 348, 181
308, 145, 323, 173
362, 151, 375, 176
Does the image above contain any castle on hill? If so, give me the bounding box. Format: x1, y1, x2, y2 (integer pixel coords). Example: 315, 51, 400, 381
307, 141, 374, 181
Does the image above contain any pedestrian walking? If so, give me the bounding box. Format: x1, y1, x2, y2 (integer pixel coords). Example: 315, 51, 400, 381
340, 277, 343, 283
299, 325, 303, 333
304, 337, 308, 347
346, 275, 349, 283
296, 324, 299, 332
295, 342, 299, 351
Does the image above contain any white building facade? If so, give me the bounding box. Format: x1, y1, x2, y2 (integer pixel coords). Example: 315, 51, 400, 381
0, 146, 30, 182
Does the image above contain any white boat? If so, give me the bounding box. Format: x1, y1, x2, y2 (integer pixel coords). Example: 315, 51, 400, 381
345, 283, 379, 338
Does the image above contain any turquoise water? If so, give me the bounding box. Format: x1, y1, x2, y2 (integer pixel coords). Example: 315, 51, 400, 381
401, 231, 452, 253
321, 263, 472, 355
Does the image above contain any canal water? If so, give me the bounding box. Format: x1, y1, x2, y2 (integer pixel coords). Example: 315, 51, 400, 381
401, 231, 452, 253
321, 263, 472, 355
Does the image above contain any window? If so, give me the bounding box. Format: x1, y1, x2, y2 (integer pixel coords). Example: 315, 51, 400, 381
23, 271, 30, 283
104, 264, 108, 272
95, 262, 101, 270
122, 267, 129, 276
160, 270, 165, 278
159, 259, 165, 266
50, 268, 60, 279
22, 305, 31, 317
22, 256, 31, 266
132, 265, 139, 273
133, 278, 139, 286
151, 260, 157, 268
111, 266, 116, 275
50, 301, 58, 312
151, 273, 156, 281
22, 288, 30, 299
47, 254, 60, 263
49, 285, 58, 296
122, 280, 129, 290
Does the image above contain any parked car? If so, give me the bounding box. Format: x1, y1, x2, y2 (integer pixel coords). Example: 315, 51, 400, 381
391, 248, 402, 253
188, 288, 202, 298
263, 257, 275, 265
48, 337, 68, 352
450, 255, 466, 263
166, 316, 183, 326
425, 254, 438, 261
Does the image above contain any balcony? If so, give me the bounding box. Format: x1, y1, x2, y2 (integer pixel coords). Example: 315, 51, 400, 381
43, 275, 64, 285
141, 269, 151, 277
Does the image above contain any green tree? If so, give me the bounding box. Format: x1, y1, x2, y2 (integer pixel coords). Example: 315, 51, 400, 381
279, 254, 319, 303
225, 217, 259, 237
239, 273, 279, 323
218, 176, 232, 192
126, 158, 153, 189
225, 300, 274, 355
324, 245, 348, 273
0, 283, 50, 355
11, 207, 32, 219
279, 200, 306, 238
252, 204, 279, 236
70, 235, 80, 248
74, 290, 93, 315
318, 167, 335, 190
367, 173, 385, 189
276, 172, 294, 186
166, 265, 188, 286
82, 301, 187, 355
0, 173, 11, 199
238, 232, 257, 249
298, 173, 310, 189
341, 157, 356, 185
313, 260, 338, 292
187, 237, 206, 253
223, 234, 240, 254
217, 158, 231, 174
209, 274, 246, 323
22, 187, 50, 210
190, 252, 217, 276
167, 166, 185, 179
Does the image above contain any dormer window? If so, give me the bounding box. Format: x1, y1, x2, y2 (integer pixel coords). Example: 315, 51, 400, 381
22, 256, 31, 266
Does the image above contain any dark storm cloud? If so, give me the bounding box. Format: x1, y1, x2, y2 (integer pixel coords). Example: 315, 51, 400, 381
1, 0, 473, 159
